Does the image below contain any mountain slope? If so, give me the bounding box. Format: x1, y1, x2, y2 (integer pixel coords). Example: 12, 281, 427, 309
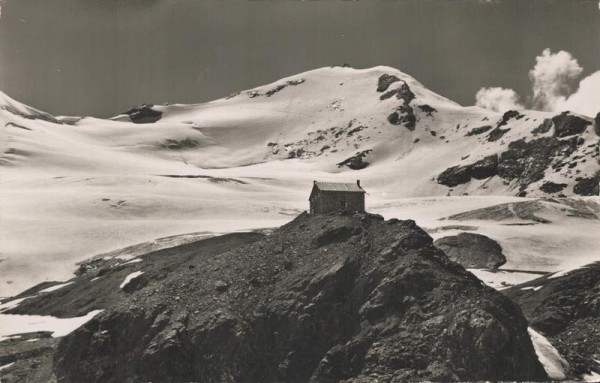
0, 65, 598, 296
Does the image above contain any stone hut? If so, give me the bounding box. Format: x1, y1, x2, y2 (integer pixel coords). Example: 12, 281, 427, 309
309, 180, 366, 214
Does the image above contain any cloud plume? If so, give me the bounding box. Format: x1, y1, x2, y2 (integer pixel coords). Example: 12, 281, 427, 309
529, 49, 583, 111
475, 48, 598, 117
475, 87, 523, 112
556, 71, 600, 117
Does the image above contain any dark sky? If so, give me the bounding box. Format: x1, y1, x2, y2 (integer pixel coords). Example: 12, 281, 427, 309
0, 0, 598, 118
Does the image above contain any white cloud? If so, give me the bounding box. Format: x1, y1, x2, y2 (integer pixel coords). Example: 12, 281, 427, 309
529, 49, 583, 111
475, 87, 523, 112
555, 71, 600, 117
474, 48, 599, 118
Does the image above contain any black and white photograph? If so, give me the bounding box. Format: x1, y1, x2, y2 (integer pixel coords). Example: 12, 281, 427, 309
0, 0, 599, 382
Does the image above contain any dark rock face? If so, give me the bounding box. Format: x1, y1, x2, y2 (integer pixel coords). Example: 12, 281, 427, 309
551, 113, 591, 138
497, 137, 579, 189
387, 105, 416, 131
434, 233, 506, 269
486, 110, 524, 142
439, 133, 585, 193
122, 104, 163, 124
337, 150, 372, 170
437, 155, 498, 187
437, 165, 471, 187
504, 262, 600, 379
573, 172, 600, 196
49, 214, 546, 382
487, 127, 510, 142
161, 138, 199, 150
532, 118, 553, 135
595, 112, 600, 136
498, 110, 524, 127
465, 125, 492, 136
397, 82, 416, 104
540, 182, 567, 194
376, 74, 400, 92
264, 79, 305, 97
418, 104, 437, 117
379, 89, 398, 100
470, 155, 499, 179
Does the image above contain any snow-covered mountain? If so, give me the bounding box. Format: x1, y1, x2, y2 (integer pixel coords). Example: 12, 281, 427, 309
0, 65, 598, 295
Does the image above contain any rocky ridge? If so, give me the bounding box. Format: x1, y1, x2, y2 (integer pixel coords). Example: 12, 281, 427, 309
2, 213, 546, 382
505, 262, 600, 380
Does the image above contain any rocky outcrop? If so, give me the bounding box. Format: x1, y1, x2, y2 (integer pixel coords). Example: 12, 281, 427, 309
434, 233, 506, 269
465, 125, 492, 137
161, 138, 199, 150
573, 172, 600, 196
551, 112, 591, 138
540, 182, 567, 194
376, 74, 400, 92
487, 127, 510, 142
438, 135, 584, 193
388, 105, 416, 131
418, 104, 437, 117
397, 82, 416, 105
497, 110, 524, 127
486, 110, 524, 142
337, 150, 372, 170
595, 112, 600, 136
264, 79, 305, 97
532, 118, 553, 135
437, 155, 498, 187
504, 262, 600, 379
122, 104, 163, 124
39, 213, 546, 382
497, 136, 580, 190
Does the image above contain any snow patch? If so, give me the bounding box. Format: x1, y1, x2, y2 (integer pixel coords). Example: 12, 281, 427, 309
0, 296, 35, 312
120, 271, 144, 290
39, 282, 74, 293
122, 258, 143, 265
521, 286, 543, 291
0, 310, 102, 341
582, 370, 600, 382
0, 362, 15, 371
528, 327, 569, 380
549, 264, 589, 279
467, 268, 540, 290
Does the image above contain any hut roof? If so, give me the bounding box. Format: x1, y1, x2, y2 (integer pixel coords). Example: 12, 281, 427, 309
312, 181, 365, 193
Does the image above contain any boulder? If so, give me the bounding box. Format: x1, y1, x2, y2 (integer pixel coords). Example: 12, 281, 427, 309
434, 232, 506, 269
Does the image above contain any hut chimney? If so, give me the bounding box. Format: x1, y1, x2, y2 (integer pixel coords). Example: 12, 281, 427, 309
357, 180, 360, 187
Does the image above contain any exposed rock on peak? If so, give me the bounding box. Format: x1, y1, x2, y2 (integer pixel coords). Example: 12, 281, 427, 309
397, 82, 416, 105
376, 74, 400, 92
121, 104, 163, 124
